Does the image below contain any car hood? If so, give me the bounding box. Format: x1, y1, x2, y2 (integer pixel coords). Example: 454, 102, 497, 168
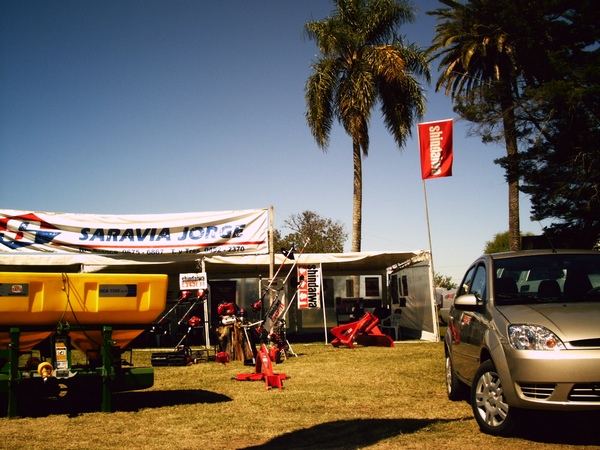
496, 302, 600, 342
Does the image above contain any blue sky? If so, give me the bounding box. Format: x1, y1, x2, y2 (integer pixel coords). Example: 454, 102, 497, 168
0, 0, 542, 284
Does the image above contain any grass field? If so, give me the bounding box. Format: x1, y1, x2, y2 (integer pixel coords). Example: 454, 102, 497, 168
2, 341, 599, 449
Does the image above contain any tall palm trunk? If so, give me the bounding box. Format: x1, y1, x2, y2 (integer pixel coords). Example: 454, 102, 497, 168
352, 139, 363, 254
352, 140, 362, 297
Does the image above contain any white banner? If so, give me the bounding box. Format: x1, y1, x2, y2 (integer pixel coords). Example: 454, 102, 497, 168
297, 264, 321, 309
0, 209, 269, 256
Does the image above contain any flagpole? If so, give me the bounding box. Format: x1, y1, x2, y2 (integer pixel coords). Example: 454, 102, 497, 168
419, 123, 436, 274
422, 179, 441, 342
419, 118, 453, 343
422, 180, 434, 265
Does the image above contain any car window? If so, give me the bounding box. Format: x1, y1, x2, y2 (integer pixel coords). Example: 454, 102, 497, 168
493, 253, 600, 304
470, 265, 487, 301
457, 265, 476, 297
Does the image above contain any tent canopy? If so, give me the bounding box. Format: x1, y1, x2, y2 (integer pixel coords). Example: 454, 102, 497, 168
0, 250, 425, 279
201, 251, 424, 278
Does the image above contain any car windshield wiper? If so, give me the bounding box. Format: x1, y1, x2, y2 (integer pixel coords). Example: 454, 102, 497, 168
495, 292, 557, 305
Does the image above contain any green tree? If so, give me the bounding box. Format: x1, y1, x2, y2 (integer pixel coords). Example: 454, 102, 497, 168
516, 85, 600, 248
304, 0, 430, 255
435, 272, 457, 290
429, 0, 600, 250
484, 230, 534, 254
427, 0, 533, 252
500, 1, 600, 248
484, 230, 511, 254
274, 210, 347, 253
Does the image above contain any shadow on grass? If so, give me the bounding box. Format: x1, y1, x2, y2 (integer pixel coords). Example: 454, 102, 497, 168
1, 389, 231, 418
513, 409, 600, 446
240, 417, 449, 450
240, 412, 600, 449
112, 388, 231, 412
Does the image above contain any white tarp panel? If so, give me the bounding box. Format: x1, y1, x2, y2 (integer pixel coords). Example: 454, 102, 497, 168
0, 209, 269, 257
387, 253, 439, 342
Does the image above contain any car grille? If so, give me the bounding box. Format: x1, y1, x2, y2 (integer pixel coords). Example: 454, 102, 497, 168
568, 384, 600, 402
519, 383, 556, 399
569, 338, 600, 348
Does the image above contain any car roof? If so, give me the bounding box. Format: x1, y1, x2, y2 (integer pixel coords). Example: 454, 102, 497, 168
486, 249, 600, 261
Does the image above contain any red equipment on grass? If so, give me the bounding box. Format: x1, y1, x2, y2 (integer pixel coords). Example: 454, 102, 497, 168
235, 344, 287, 390
330, 312, 394, 349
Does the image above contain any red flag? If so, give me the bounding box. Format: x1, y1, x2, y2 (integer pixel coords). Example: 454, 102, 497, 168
418, 119, 453, 180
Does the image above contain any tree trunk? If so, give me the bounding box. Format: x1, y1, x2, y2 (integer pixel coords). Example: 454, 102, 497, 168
352, 140, 362, 253
501, 94, 521, 252
508, 178, 520, 251
352, 140, 362, 298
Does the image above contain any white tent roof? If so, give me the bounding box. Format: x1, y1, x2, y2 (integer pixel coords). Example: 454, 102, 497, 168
0, 250, 426, 279
202, 251, 425, 277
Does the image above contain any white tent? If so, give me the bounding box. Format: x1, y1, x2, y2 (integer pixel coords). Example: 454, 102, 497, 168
0, 249, 439, 342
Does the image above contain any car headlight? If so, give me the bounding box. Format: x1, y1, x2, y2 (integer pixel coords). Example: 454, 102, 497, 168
508, 324, 566, 350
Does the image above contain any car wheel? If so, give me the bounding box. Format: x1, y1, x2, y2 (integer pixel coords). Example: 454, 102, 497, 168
471, 360, 517, 436
445, 350, 464, 401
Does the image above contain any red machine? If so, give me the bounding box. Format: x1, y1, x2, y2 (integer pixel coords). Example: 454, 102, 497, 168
330, 312, 394, 349
235, 344, 287, 390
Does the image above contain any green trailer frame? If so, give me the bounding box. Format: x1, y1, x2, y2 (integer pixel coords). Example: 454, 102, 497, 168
0, 325, 154, 418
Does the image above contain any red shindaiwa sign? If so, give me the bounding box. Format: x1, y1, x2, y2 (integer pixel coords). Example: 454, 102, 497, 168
418, 119, 453, 180
297, 264, 321, 309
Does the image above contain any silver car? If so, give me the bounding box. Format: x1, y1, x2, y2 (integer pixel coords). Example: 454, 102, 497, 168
445, 250, 600, 436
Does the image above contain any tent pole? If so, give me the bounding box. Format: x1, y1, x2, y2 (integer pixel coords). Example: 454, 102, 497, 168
320, 263, 328, 344
199, 257, 211, 349
269, 205, 274, 304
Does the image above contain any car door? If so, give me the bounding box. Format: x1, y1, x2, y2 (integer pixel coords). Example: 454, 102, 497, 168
452, 263, 488, 381
449, 264, 474, 377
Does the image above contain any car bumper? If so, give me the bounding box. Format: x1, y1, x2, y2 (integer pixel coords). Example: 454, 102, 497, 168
501, 346, 600, 410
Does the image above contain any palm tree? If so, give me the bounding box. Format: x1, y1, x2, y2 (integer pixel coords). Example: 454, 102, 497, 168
426, 0, 523, 251
304, 0, 430, 254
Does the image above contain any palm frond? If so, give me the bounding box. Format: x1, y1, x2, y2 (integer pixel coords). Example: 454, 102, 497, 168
305, 57, 341, 150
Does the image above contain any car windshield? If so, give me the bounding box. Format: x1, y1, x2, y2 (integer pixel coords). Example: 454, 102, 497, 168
493, 253, 600, 305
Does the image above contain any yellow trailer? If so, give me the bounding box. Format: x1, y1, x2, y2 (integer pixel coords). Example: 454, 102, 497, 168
0, 272, 168, 417
0, 272, 167, 353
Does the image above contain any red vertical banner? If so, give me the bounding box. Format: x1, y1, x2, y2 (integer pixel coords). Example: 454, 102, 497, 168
418, 119, 453, 180
297, 264, 321, 309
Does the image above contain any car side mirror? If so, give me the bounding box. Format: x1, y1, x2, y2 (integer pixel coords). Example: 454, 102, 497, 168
453, 294, 481, 310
